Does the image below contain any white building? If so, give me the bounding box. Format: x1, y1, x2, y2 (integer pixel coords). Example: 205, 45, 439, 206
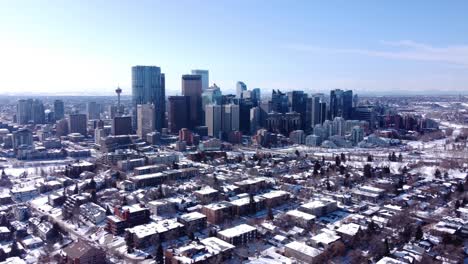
217, 224, 257, 245
222, 104, 240, 133
80, 202, 106, 224
11, 186, 39, 202
137, 104, 155, 140
205, 104, 222, 138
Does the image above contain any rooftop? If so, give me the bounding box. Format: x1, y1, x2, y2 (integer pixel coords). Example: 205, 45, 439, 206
218, 224, 256, 238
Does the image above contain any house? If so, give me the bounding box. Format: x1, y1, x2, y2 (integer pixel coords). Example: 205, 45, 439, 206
335, 223, 362, 244
217, 224, 257, 246
0, 226, 11, 241
62, 240, 106, 264
165, 237, 235, 264
21, 236, 43, 250
375, 256, 406, 264
284, 241, 323, 263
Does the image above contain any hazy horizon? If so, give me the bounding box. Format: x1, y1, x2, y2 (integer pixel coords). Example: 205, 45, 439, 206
1, 1, 468, 95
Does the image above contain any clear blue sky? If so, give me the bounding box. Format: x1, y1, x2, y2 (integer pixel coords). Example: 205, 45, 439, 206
1, 1, 467, 95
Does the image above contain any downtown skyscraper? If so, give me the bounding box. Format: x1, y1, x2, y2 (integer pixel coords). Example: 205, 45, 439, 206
329, 89, 353, 120
182, 74, 203, 129
132, 66, 166, 132
191, 70, 209, 91
54, 99, 65, 121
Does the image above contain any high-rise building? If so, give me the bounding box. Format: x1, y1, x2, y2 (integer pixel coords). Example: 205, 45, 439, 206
112, 116, 132, 135
17, 99, 33, 125
310, 95, 321, 127
12, 128, 33, 150
250, 106, 261, 135
266, 112, 301, 135
178, 128, 193, 145
31, 99, 45, 124
168, 96, 190, 133
182, 74, 203, 128
259, 101, 270, 128
191, 70, 209, 91
17, 99, 44, 125
56, 119, 69, 137
205, 104, 222, 138
95, 127, 111, 146
69, 114, 87, 136
132, 66, 166, 131
329, 89, 353, 120
239, 99, 255, 134
252, 88, 261, 104
319, 102, 327, 124
202, 84, 222, 111
54, 100, 65, 121
236, 81, 247, 98
353, 106, 376, 129
353, 94, 359, 107
271, 90, 289, 113
222, 104, 240, 134
288, 91, 307, 130
137, 104, 155, 139
87, 102, 100, 120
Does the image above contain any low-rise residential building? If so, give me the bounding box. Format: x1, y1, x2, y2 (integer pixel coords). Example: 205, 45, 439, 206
177, 212, 207, 233
299, 199, 337, 217
310, 230, 341, 249
62, 240, 106, 264
80, 202, 106, 224
260, 190, 290, 208
194, 187, 219, 204
284, 241, 323, 263
229, 195, 266, 216
202, 202, 233, 225
217, 224, 257, 245
286, 210, 316, 229
148, 199, 177, 216
10, 186, 39, 202
125, 219, 184, 248
165, 237, 235, 264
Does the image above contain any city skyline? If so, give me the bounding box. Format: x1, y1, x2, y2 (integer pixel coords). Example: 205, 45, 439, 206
1, 1, 468, 96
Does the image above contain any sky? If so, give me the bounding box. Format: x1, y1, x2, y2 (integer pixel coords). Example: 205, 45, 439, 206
1, 0, 468, 96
